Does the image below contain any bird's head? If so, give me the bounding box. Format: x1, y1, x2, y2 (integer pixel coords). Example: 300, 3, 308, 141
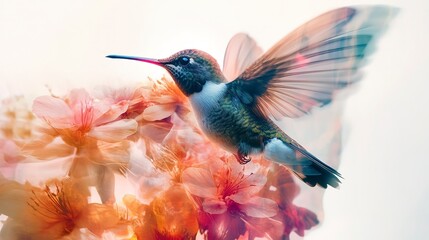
107, 49, 225, 96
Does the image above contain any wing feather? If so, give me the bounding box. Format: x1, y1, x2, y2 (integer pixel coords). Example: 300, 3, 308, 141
228, 6, 397, 119
223, 33, 264, 81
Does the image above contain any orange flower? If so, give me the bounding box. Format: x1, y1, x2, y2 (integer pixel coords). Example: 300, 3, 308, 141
123, 184, 198, 240
136, 76, 191, 144
0, 175, 120, 239
140, 76, 188, 122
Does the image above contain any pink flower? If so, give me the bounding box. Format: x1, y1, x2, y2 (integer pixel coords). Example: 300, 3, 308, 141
182, 157, 278, 239
32, 88, 137, 146
96, 77, 190, 143
31, 89, 137, 203
95, 84, 147, 120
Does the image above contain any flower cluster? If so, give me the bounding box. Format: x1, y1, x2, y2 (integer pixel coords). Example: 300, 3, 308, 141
0, 76, 319, 239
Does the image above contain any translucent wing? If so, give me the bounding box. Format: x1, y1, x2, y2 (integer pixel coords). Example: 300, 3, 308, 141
280, 100, 344, 223
228, 6, 397, 120
222, 33, 264, 81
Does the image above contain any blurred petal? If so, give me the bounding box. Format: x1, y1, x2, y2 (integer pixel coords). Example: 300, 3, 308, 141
14, 158, 71, 184
68, 88, 92, 107
259, 164, 299, 206
152, 95, 177, 104
96, 140, 130, 167
88, 119, 137, 142
32, 96, 73, 128
142, 104, 176, 121
0, 139, 22, 163
201, 212, 246, 240
282, 206, 319, 237
139, 121, 173, 143
77, 204, 120, 236
242, 173, 267, 195
239, 196, 278, 218
0, 174, 29, 219
182, 167, 217, 198
94, 166, 116, 204
228, 192, 252, 205
122, 194, 146, 215
148, 184, 198, 239
245, 216, 284, 240
92, 100, 129, 126
202, 198, 227, 214
21, 137, 74, 160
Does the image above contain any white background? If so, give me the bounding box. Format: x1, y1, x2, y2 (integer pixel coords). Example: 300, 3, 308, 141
1, 0, 428, 239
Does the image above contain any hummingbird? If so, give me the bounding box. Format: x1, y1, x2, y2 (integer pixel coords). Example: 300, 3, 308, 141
107, 6, 396, 188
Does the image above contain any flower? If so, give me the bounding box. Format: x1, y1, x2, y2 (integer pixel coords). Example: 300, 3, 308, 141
182, 157, 278, 239
123, 184, 198, 240
0, 75, 329, 239
0, 175, 120, 239
31, 88, 137, 203
96, 76, 190, 144
258, 164, 319, 238
96, 84, 147, 120
128, 140, 171, 202
32, 88, 136, 147
140, 76, 188, 122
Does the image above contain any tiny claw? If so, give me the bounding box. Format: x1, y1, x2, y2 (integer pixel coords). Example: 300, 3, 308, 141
234, 152, 251, 165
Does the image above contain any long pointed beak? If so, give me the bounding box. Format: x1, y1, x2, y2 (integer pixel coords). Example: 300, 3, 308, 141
106, 54, 162, 66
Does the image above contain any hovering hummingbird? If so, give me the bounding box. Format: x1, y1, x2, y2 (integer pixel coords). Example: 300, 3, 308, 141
107, 6, 396, 188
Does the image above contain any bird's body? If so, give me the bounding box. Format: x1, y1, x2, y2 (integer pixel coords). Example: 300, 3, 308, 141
188, 79, 340, 188
108, 6, 396, 188
190, 81, 280, 153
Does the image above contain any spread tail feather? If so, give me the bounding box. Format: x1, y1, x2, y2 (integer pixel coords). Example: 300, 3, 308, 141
291, 152, 342, 188
264, 138, 342, 188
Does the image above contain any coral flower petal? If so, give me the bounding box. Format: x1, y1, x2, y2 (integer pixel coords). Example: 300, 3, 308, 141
142, 104, 176, 121
0, 174, 29, 220
202, 198, 227, 214
182, 167, 217, 198
0, 139, 22, 163
32, 96, 73, 128
77, 204, 120, 236
239, 196, 278, 218
88, 119, 137, 142
92, 100, 129, 126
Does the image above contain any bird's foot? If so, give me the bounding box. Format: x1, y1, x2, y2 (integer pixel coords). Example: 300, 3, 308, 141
235, 152, 251, 165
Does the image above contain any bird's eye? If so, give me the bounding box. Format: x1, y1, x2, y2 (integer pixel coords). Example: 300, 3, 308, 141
178, 56, 190, 65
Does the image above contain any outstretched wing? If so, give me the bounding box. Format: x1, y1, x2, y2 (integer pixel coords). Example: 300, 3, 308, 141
223, 33, 264, 81
228, 6, 397, 120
